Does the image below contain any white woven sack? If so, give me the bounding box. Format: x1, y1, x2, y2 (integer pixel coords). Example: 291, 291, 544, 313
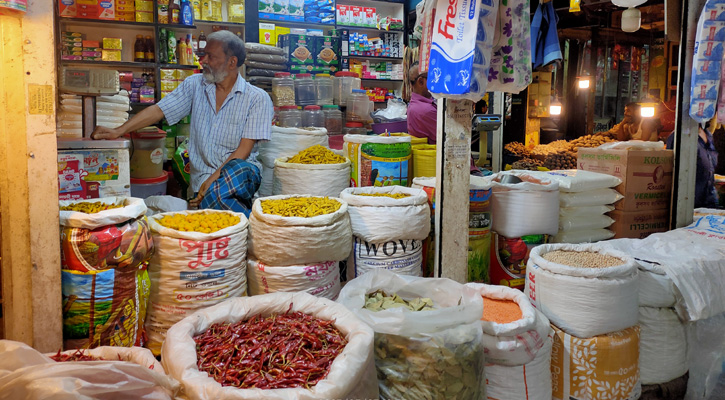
559, 188, 623, 207
349, 236, 423, 279
59, 196, 147, 229
485, 333, 554, 400
258, 164, 275, 197
490, 172, 559, 238
146, 210, 250, 355
258, 127, 329, 167
47, 346, 166, 373
553, 228, 614, 244
161, 292, 379, 400
340, 186, 430, 242
529, 169, 622, 192
638, 262, 677, 307
559, 214, 614, 231
273, 157, 351, 198
560, 205, 615, 217
524, 243, 639, 338
639, 307, 687, 385
248, 195, 352, 265
247, 258, 341, 300
466, 283, 551, 366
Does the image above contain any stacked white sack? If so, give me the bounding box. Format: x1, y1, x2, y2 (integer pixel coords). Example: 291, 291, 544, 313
57, 92, 130, 138
466, 283, 553, 400
273, 156, 351, 198
529, 170, 622, 243
340, 186, 430, 280
490, 171, 560, 238
256, 127, 329, 197
639, 307, 688, 385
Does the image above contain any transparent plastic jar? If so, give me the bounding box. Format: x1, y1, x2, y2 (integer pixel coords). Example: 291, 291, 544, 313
343, 122, 367, 135
315, 73, 334, 105
322, 104, 343, 135
302, 105, 325, 128
334, 71, 361, 107
346, 89, 372, 122
294, 73, 317, 106
278, 105, 302, 128
272, 72, 296, 106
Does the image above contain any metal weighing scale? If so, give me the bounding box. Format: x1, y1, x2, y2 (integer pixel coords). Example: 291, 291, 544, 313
472, 114, 502, 171
57, 67, 131, 200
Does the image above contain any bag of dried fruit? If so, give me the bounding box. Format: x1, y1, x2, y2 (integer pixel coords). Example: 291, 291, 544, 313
338, 269, 485, 400
162, 292, 379, 400
248, 195, 352, 266
145, 210, 250, 355
525, 243, 639, 338
59, 197, 153, 350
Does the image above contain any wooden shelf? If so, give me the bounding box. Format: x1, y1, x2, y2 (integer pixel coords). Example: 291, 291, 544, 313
361, 78, 403, 82
195, 20, 245, 27
60, 60, 156, 68
259, 19, 335, 30
336, 0, 404, 6
346, 55, 403, 61
59, 17, 155, 28
335, 25, 403, 33
158, 23, 197, 30
159, 63, 199, 70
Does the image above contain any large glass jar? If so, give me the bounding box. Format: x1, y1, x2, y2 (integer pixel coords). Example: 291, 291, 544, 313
315, 73, 334, 105
302, 105, 325, 128
278, 105, 302, 128
323, 104, 343, 135
294, 73, 317, 106
346, 89, 372, 122
334, 71, 361, 107
343, 122, 367, 135
272, 72, 296, 106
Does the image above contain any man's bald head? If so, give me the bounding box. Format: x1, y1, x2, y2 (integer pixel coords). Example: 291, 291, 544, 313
409, 63, 431, 98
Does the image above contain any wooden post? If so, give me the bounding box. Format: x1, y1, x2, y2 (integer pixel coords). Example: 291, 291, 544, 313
435, 99, 473, 283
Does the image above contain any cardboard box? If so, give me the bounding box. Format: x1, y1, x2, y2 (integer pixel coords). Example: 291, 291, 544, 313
578, 148, 674, 211
259, 23, 277, 45
102, 37, 122, 50
281, 34, 315, 66
77, 0, 116, 20
101, 49, 122, 61
314, 36, 340, 71
275, 26, 291, 45
608, 209, 670, 239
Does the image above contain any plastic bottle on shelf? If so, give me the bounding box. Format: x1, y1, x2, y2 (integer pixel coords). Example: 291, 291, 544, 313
167, 35, 177, 64
134, 35, 146, 62
185, 38, 193, 65
178, 37, 188, 65
228, 0, 245, 23
198, 31, 207, 55
144, 36, 155, 63
302, 105, 325, 128
181, 0, 194, 25
158, 29, 168, 63
211, 0, 222, 21
323, 105, 343, 135
170, 0, 181, 24
272, 72, 296, 106
346, 89, 372, 122
191, 0, 202, 20
315, 73, 334, 105
191, 35, 198, 53
201, 0, 212, 20
294, 73, 317, 106
278, 106, 302, 128
343, 122, 367, 135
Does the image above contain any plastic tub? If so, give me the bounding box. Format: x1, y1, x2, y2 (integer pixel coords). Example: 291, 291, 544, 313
343, 121, 367, 135
130, 127, 166, 179
272, 72, 296, 106
302, 105, 325, 128
279, 105, 302, 128
294, 73, 317, 106
315, 73, 334, 105
334, 71, 361, 107
347, 89, 372, 122
130, 173, 168, 198
372, 120, 408, 135
323, 104, 343, 135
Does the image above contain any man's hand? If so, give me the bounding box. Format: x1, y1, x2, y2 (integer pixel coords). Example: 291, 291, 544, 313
92, 126, 124, 140
189, 174, 218, 208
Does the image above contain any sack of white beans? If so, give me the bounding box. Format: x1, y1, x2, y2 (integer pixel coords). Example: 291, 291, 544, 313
524, 243, 639, 338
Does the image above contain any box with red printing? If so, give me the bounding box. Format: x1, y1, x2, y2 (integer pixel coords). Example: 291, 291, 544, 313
76, 0, 115, 20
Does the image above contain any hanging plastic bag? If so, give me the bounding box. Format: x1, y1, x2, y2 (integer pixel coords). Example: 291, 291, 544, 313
487, 0, 533, 94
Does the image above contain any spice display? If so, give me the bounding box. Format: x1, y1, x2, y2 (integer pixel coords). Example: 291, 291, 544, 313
364, 290, 434, 312
260, 196, 341, 217
510, 158, 543, 170
543, 250, 624, 268
569, 134, 614, 150
354, 192, 412, 199
504, 142, 530, 158
543, 151, 577, 170
60, 201, 123, 213
287, 145, 347, 164
50, 349, 103, 362
194, 311, 347, 389
272, 86, 296, 106
481, 296, 523, 323
157, 212, 241, 233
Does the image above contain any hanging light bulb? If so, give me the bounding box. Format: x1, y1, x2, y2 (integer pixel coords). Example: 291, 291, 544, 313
640, 102, 656, 118
577, 77, 590, 89
621, 7, 641, 32
550, 99, 562, 116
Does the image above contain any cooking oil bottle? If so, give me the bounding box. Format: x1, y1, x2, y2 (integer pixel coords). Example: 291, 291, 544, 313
211, 0, 222, 21
228, 0, 245, 23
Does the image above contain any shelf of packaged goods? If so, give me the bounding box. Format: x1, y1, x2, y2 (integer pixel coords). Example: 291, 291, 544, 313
60, 60, 156, 68
259, 19, 336, 30
360, 78, 403, 82
159, 64, 200, 70
346, 55, 403, 61
335, 25, 403, 33
336, 0, 405, 6
195, 19, 246, 27
158, 23, 197, 30
59, 17, 156, 28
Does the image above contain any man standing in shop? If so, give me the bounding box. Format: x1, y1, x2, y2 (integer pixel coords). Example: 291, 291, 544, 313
599, 103, 658, 141
93, 30, 273, 215
407, 63, 437, 144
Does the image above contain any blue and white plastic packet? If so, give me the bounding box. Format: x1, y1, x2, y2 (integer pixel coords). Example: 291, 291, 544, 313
690, 0, 725, 124
428, 0, 499, 101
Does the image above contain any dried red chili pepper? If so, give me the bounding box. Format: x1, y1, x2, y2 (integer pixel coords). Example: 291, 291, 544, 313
50, 348, 102, 362
193, 307, 347, 390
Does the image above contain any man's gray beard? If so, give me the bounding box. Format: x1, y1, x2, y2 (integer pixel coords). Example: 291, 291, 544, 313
203, 66, 229, 83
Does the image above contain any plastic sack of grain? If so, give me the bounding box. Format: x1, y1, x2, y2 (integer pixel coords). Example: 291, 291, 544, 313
257, 127, 329, 197
559, 214, 614, 231
525, 243, 639, 338
551, 325, 641, 400
248, 195, 352, 265
529, 170, 622, 192
639, 307, 688, 385
0, 340, 180, 399
638, 261, 678, 308
338, 269, 486, 400
348, 237, 424, 279
247, 258, 341, 300
559, 188, 624, 207
340, 186, 430, 243
273, 156, 351, 198
490, 172, 559, 238
485, 332, 553, 400
559, 204, 615, 218
343, 134, 412, 188
466, 283, 551, 366
145, 210, 249, 355
552, 228, 615, 244
162, 292, 379, 400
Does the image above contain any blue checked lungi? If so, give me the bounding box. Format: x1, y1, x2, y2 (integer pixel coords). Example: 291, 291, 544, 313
200, 159, 261, 217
